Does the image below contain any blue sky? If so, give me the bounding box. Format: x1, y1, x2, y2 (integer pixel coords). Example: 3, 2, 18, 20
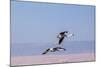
11, 1, 95, 43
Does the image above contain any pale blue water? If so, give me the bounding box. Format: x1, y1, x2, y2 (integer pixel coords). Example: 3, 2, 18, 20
11, 41, 95, 56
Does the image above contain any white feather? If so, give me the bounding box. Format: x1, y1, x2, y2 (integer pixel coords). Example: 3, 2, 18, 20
67, 33, 74, 38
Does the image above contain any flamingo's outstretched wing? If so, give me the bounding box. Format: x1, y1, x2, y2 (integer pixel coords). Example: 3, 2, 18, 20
57, 47, 66, 51
58, 37, 64, 45
42, 49, 50, 55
